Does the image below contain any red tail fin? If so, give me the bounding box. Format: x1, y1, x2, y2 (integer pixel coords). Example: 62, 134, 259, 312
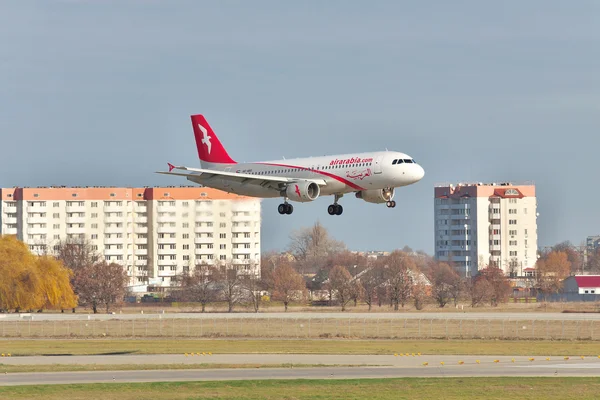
190, 114, 236, 164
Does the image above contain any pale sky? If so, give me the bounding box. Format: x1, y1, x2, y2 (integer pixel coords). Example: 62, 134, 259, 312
1, 1, 599, 254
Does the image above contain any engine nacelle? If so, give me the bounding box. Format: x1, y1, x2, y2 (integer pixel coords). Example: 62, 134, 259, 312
355, 188, 395, 204
285, 181, 320, 202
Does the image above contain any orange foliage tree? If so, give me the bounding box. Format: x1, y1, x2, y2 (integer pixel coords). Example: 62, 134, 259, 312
536, 250, 571, 296
0, 235, 77, 312
272, 263, 306, 311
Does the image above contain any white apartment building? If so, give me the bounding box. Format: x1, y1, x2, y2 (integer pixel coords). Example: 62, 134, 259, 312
0, 186, 261, 293
434, 182, 538, 277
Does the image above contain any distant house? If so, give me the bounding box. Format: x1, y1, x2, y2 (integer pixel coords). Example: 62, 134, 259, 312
563, 276, 600, 295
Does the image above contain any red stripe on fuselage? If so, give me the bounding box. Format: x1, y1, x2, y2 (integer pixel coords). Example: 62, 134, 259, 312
256, 162, 365, 191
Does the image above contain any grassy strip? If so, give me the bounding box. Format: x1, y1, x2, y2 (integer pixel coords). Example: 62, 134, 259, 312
0, 363, 372, 374
1, 378, 600, 399
2, 339, 600, 357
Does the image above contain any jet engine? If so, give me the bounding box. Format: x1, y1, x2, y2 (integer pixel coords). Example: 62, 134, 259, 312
285, 181, 321, 202
355, 188, 395, 204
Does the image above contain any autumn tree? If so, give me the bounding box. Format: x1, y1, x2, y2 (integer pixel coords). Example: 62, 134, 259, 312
477, 266, 512, 306
429, 262, 459, 308
74, 261, 128, 313
172, 263, 217, 312
550, 241, 583, 273
412, 283, 428, 310
328, 265, 353, 311
587, 248, 600, 273
536, 251, 571, 298
288, 221, 345, 275
269, 263, 304, 311
383, 251, 416, 310
0, 235, 76, 312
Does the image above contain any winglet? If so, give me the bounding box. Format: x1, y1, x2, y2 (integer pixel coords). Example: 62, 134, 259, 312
168, 162, 175, 172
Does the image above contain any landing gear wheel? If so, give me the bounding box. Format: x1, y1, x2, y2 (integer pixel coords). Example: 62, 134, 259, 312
279, 203, 293, 215
328, 204, 343, 215
386, 201, 396, 208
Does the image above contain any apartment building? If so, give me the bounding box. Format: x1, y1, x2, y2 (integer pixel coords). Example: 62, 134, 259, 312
0, 186, 261, 293
434, 182, 538, 277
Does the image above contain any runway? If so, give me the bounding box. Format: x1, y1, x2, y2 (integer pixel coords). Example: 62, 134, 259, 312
1, 354, 599, 385
1, 311, 598, 322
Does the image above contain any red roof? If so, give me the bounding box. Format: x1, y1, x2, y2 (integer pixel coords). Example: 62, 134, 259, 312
574, 276, 600, 288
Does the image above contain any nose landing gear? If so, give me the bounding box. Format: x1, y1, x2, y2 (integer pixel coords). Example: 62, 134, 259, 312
386, 200, 396, 208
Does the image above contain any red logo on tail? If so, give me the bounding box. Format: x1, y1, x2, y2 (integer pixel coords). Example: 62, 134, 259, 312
168, 163, 175, 172
294, 184, 301, 198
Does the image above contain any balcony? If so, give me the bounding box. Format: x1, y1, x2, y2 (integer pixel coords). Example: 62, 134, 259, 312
134, 249, 148, 256
135, 259, 149, 266
194, 225, 214, 233
104, 216, 124, 224
489, 245, 502, 252
157, 247, 176, 255
28, 227, 47, 235
232, 248, 252, 255
231, 237, 250, 244
104, 237, 123, 245
104, 248, 125, 256
134, 216, 147, 224
232, 215, 255, 222
66, 226, 86, 235
66, 205, 86, 213
157, 269, 178, 277
105, 226, 124, 234
156, 205, 177, 213
2, 227, 17, 235
27, 206, 46, 213
157, 226, 176, 234
232, 225, 251, 233
134, 206, 147, 213
135, 226, 148, 234
157, 237, 176, 244
66, 216, 86, 224
3, 217, 18, 225
3, 206, 17, 214
103, 205, 123, 213
157, 215, 177, 223
134, 237, 148, 244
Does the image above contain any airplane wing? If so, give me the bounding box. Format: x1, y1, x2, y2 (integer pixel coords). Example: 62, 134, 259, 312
156, 164, 327, 192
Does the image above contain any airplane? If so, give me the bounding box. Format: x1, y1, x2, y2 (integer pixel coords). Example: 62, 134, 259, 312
156, 114, 424, 215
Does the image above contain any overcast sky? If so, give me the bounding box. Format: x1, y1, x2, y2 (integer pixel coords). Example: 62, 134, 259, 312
1, 1, 599, 254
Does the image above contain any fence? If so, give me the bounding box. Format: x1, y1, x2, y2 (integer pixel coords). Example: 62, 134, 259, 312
1, 317, 599, 340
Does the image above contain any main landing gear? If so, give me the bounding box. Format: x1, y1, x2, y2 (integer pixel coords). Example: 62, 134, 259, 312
278, 202, 293, 215
327, 194, 343, 215
386, 200, 396, 208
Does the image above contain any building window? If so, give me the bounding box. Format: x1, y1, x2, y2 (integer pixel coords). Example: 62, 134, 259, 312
183, 244, 189, 250
509, 251, 517, 256
91, 202, 98, 207
219, 233, 226, 239
53, 224, 60, 229
182, 233, 189, 239
509, 220, 517, 225
220, 244, 226, 249
53, 202, 59, 207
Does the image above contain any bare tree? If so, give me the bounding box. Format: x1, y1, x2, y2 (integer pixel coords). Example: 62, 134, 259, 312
477, 266, 511, 306
74, 261, 128, 313
383, 251, 416, 310
213, 262, 245, 313
328, 265, 353, 311
348, 280, 364, 307
429, 262, 459, 308
466, 277, 492, 307
358, 263, 383, 311
54, 236, 101, 312
288, 221, 345, 275
272, 263, 306, 311
536, 251, 571, 299
240, 267, 263, 313
172, 263, 217, 312
412, 283, 428, 310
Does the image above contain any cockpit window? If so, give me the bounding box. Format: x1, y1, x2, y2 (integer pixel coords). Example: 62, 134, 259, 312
396, 159, 404, 164
403, 159, 413, 163
392, 159, 397, 165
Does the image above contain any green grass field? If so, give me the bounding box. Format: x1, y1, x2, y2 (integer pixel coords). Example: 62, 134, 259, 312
0, 363, 370, 373
0, 378, 599, 400
2, 338, 600, 357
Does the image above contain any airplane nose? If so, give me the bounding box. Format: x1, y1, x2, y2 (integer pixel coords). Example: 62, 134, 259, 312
415, 164, 425, 182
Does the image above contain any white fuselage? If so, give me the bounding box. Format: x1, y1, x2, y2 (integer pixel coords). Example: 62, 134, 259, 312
195, 151, 424, 198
